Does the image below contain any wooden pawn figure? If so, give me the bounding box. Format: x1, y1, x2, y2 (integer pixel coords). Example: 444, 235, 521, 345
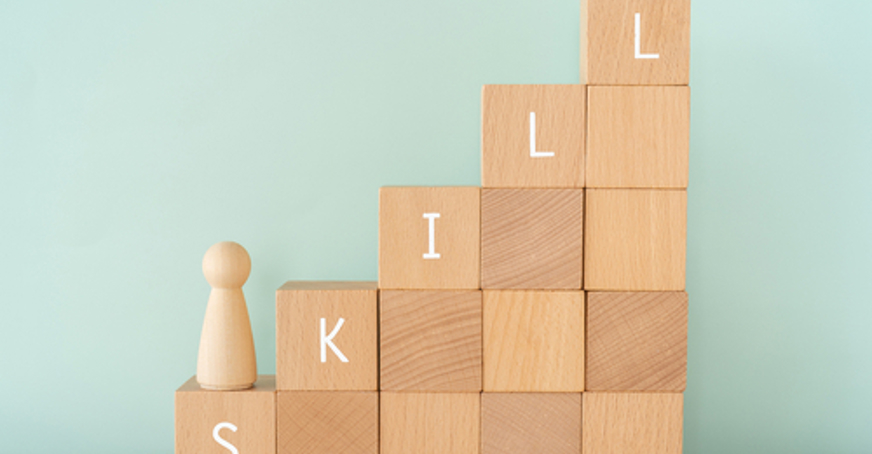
197, 241, 257, 390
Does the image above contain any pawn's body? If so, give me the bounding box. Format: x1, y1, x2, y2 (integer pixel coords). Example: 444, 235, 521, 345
197, 242, 257, 390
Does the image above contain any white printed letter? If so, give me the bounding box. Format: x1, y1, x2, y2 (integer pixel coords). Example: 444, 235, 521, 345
213, 422, 239, 454
635, 13, 660, 59
423, 213, 441, 259
529, 112, 554, 158
320, 317, 349, 363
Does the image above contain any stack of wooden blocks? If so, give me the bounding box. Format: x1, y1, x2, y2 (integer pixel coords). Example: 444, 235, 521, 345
176, 1, 690, 452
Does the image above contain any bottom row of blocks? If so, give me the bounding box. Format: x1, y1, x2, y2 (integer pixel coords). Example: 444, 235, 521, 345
177, 376, 683, 454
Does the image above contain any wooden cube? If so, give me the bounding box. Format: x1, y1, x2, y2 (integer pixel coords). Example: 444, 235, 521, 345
381, 392, 480, 454
481, 189, 583, 289
277, 391, 378, 454
481, 85, 585, 188
175, 375, 276, 454
582, 393, 683, 454
380, 290, 482, 391
482, 393, 581, 454
584, 190, 685, 291
582, 0, 690, 85
483, 291, 584, 392
587, 86, 690, 188
586, 292, 688, 391
379, 187, 480, 289
276, 281, 378, 391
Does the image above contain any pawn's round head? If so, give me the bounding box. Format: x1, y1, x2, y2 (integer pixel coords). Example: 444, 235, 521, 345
202, 241, 251, 289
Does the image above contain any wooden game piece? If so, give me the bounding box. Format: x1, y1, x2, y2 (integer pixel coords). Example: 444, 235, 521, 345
581, 0, 691, 85
481, 393, 581, 454
483, 291, 584, 392
175, 375, 276, 454
582, 392, 683, 454
277, 391, 378, 454
584, 189, 686, 291
586, 86, 690, 188
481, 189, 583, 289
380, 290, 482, 391
379, 187, 480, 289
481, 85, 585, 188
381, 392, 480, 454
586, 292, 688, 391
275, 281, 378, 391
197, 241, 257, 391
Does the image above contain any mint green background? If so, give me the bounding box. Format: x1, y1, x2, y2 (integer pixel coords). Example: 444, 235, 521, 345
2, 0, 871, 452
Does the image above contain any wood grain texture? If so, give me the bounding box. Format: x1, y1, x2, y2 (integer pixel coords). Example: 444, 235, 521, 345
481, 189, 583, 289
586, 292, 687, 391
381, 392, 480, 454
276, 281, 378, 391
481, 85, 585, 188
483, 291, 584, 392
175, 375, 276, 454
277, 391, 377, 454
584, 189, 685, 291
582, 393, 683, 454
379, 187, 481, 289
582, 0, 690, 85
482, 393, 581, 454
380, 290, 482, 391
586, 86, 689, 188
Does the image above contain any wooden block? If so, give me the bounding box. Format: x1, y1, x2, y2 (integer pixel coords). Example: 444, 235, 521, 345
587, 86, 690, 188
483, 291, 584, 392
379, 187, 480, 289
581, 0, 690, 85
381, 392, 480, 454
482, 393, 581, 454
276, 281, 378, 391
582, 393, 683, 454
584, 190, 685, 291
277, 391, 378, 454
481, 189, 583, 289
586, 292, 688, 391
175, 375, 276, 454
481, 85, 585, 188
380, 290, 482, 391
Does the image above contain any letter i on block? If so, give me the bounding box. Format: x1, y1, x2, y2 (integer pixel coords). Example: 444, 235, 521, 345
581, 0, 690, 85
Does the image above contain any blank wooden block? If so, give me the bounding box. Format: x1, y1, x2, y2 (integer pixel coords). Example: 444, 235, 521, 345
582, 0, 690, 85
379, 187, 480, 289
481, 189, 583, 289
583, 393, 683, 454
482, 85, 585, 188
586, 292, 688, 391
277, 391, 378, 454
482, 393, 581, 454
175, 375, 276, 454
380, 290, 482, 391
584, 190, 685, 291
276, 281, 378, 391
381, 392, 480, 454
483, 291, 584, 392
587, 86, 690, 188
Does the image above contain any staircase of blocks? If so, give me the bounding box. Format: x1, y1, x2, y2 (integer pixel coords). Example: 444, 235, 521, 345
175, 1, 690, 453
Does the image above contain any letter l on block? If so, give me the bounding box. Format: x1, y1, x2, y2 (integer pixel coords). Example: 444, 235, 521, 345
529, 112, 554, 158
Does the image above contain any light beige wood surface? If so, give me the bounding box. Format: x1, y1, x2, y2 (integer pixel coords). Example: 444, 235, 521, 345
381, 392, 480, 454
582, 0, 690, 85
587, 86, 689, 188
197, 241, 257, 391
582, 393, 683, 454
481, 85, 586, 188
586, 292, 688, 391
277, 391, 378, 454
380, 290, 482, 391
481, 189, 583, 289
379, 187, 481, 289
175, 375, 276, 454
584, 189, 686, 291
481, 393, 581, 454
276, 281, 378, 391
483, 291, 584, 392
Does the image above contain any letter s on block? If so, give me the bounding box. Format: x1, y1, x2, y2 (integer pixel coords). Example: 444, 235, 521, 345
213, 422, 239, 454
